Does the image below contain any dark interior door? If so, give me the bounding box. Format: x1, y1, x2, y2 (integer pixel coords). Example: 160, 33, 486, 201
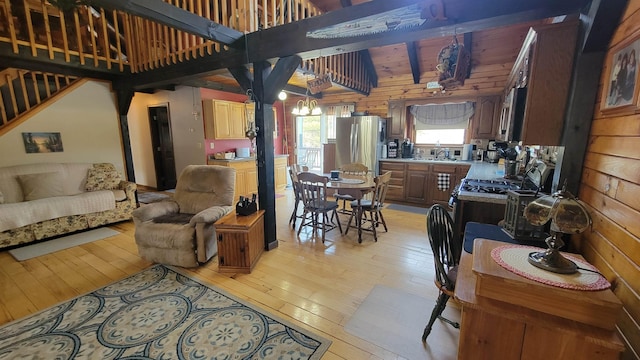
148, 105, 177, 190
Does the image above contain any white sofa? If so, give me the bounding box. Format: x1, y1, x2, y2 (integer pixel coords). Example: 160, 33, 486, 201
0, 162, 137, 250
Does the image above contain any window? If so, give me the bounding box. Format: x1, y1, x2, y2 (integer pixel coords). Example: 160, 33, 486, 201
325, 104, 354, 141
411, 102, 474, 145
416, 129, 466, 144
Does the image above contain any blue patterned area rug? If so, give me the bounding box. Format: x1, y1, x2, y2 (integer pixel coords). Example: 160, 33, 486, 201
0, 265, 331, 359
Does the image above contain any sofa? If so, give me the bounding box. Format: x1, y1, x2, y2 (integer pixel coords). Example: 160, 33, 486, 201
0, 162, 137, 250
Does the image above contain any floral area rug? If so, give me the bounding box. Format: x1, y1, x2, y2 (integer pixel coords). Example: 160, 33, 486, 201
0, 265, 331, 359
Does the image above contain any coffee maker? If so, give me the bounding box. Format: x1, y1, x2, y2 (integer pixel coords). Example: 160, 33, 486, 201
401, 139, 413, 158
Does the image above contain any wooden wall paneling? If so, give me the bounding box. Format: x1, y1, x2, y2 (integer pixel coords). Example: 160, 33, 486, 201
589, 135, 640, 160
583, 152, 640, 184
591, 117, 640, 136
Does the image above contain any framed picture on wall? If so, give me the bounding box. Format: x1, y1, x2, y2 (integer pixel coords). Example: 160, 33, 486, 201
22, 132, 64, 153
601, 31, 640, 114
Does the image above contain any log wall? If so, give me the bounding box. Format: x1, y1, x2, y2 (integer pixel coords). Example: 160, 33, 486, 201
577, 0, 640, 358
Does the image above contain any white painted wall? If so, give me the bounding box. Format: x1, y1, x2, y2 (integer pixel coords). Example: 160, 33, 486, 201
127, 86, 206, 188
0, 80, 126, 175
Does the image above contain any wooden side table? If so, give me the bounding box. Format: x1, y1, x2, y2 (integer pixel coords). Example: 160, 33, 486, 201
455, 239, 624, 360
215, 210, 265, 273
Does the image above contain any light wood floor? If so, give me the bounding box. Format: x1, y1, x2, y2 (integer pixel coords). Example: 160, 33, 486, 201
0, 189, 460, 359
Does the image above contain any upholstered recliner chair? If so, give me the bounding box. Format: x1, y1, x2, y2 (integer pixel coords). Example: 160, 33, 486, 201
132, 165, 236, 267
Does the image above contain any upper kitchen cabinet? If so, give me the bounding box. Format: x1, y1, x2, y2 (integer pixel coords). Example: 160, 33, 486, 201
388, 100, 407, 140
203, 100, 246, 140
505, 20, 579, 145
470, 95, 501, 140
245, 103, 277, 136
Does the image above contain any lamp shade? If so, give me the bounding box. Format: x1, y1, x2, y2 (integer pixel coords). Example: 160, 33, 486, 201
523, 187, 591, 234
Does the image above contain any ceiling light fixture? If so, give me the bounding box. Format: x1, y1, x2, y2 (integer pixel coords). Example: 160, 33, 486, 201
291, 92, 321, 116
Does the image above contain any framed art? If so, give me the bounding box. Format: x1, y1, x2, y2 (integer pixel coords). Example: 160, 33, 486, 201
22, 132, 64, 153
601, 32, 640, 114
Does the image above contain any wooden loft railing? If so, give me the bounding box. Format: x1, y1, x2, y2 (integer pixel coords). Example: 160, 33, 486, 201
302, 52, 373, 95
0, 68, 79, 134
0, 0, 128, 70
0, 0, 323, 72
0, 0, 371, 94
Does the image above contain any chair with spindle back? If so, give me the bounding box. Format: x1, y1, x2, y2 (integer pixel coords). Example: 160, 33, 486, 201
334, 163, 368, 215
422, 204, 461, 341
296, 172, 342, 243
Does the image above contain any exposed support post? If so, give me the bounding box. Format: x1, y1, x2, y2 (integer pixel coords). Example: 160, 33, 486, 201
113, 85, 136, 182
557, 0, 626, 195
406, 42, 421, 84
252, 61, 278, 250
231, 56, 300, 250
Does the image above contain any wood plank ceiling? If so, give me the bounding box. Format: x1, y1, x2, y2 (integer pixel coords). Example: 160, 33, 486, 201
0, 0, 592, 98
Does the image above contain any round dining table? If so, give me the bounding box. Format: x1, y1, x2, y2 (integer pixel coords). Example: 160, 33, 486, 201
326, 174, 376, 243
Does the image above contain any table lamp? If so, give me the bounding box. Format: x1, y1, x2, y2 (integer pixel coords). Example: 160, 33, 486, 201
523, 183, 592, 274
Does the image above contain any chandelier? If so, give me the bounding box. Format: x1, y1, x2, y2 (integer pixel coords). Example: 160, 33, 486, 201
291, 93, 322, 116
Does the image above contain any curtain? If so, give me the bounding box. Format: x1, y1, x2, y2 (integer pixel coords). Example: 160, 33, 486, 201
325, 104, 355, 117
411, 102, 475, 129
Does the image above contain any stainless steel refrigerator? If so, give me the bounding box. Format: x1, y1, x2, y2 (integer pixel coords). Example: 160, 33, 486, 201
335, 116, 387, 175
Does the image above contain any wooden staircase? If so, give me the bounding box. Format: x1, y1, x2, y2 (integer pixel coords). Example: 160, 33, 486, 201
0, 68, 79, 135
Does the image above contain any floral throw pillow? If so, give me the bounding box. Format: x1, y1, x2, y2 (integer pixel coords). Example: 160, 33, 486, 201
85, 163, 122, 191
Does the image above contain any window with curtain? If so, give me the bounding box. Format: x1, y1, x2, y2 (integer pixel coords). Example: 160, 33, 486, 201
325, 104, 355, 140
411, 102, 474, 145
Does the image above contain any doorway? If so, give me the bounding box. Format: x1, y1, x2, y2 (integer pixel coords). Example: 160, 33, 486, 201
296, 115, 325, 172
148, 105, 177, 190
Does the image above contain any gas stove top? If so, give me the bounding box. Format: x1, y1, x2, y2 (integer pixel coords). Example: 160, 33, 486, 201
460, 178, 521, 194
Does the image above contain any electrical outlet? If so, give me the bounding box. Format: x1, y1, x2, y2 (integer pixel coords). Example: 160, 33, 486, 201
197, 142, 202, 149
209, 142, 215, 149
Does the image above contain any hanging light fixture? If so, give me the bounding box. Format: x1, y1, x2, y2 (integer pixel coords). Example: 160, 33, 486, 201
292, 82, 321, 116
244, 89, 259, 140
291, 95, 322, 115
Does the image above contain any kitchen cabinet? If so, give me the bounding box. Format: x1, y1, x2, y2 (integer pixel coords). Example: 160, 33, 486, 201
380, 161, 406, 201
274, 156, 288, 191
203, 99, 246, 140
379, 160, 469, 206
208, 158, 257, 201
209, 156, 288, 199
245, 103, 278, 136
387, 99, 406, 140
470, 95, 500, 140
504, 20, 578, 145
216, 210, 265, 274
430, 163, 467, 206
405, 163, 430, 203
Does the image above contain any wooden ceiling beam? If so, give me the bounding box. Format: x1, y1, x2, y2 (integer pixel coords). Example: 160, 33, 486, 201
244, 0, 591, 60
406, 42, 420, 84
130, 0, 589, 90
91, 0, 243, 46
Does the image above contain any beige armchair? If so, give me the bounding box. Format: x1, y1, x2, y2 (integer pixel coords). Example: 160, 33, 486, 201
132, 165, 236, 267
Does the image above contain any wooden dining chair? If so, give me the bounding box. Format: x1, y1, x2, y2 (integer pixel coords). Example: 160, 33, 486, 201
345, 171, 391, 242
334, 163, 368, 215
296, 172, 342, 243
422, 204, 461, 341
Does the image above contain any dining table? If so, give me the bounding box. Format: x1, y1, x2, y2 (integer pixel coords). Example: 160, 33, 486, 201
326, 173, 376, 243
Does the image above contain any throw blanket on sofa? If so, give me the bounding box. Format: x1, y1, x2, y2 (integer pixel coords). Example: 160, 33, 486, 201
0, 190, 115, 232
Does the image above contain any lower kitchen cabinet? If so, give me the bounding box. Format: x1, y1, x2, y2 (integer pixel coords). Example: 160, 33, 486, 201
380, 161, 406, 201
380, 161, 470, 206
208, 159, 257, 201
405, 164, 430, 203
209, 156, 288, 200
430, 163, 468, 206
274, 156, 288, 191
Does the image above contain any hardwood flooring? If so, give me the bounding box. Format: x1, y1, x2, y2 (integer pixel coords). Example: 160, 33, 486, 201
0, 190, 460, 359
